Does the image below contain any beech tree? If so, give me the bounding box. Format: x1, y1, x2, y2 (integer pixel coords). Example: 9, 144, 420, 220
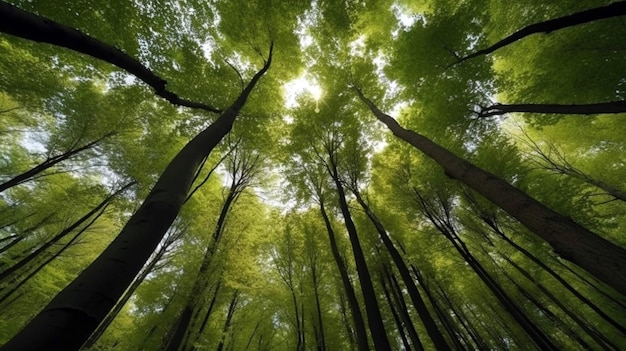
1, 1, 626, 350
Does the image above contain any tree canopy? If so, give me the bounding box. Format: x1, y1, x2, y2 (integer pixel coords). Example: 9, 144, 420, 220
1, 1, 625, 350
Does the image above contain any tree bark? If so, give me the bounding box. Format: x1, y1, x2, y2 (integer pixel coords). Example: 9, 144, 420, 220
355, 88, 626, 296
478, 101, 626, 118
0, 1, 221, 113
1, 43, 272, 351
329, 167, 391, 351
318, 201, 370, 351
450, 2, 626, 66
81, 226, 183, 349
414, 191, 558, 350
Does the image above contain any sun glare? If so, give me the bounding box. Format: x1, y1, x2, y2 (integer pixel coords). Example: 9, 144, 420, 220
283, 76, 323, 111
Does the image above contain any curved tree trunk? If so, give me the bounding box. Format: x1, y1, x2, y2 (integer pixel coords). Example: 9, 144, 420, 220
355, 88, 626, 296
1, 44, 273, 351
0, 1, 221, 113
450, 1, 626, 66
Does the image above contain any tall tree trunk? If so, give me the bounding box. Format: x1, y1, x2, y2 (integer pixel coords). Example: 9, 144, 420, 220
450, 2, 626, 66
329, 166, 391, 351
462, 194, 626, 336
379, 270, 414, 351
1, 44, 273, 351
414, 191, 559, 350
0, 1, 221, 113
81, 226, 183, 349
350, 188, 450, 350
0, 133, 114, 193
355, 88, 626, 296
215, 291, 239, 351
0, 182, 134, 283
318, 201, 369, 351
478, 101, 626, 118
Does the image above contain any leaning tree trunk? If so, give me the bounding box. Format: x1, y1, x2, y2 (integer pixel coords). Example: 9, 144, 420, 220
0, 1, 221, 113
355, 88, 626, 296
477, 101, 626, 118
0, 182, 134, 283
1, 44, 273, 351
450, 1, 626, 66
0, 133, 114, 193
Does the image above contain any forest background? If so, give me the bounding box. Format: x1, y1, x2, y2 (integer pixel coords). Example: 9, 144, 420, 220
0, 0, 625, 350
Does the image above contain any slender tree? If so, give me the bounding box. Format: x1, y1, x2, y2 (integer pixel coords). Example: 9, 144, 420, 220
449, 1, 626, 66
477, 101, 626, 118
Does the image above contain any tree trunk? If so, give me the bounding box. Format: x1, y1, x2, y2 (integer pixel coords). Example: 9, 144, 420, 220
329, 167, 391, 351
462, 195, 626, 335
451, 1, 626, 66
215, 291, 239, 351
1, 44, 272, 351
81, 226, 183, 348
0, 133, 114, 193
379, 270, 414, 351
414, 191, 558, 350
0, 1, 221, 113
478, 101, 626, 118
350, 188, 450, 350
0, 203, 106, 307
355, 88, 626, 296
167, 170, 249, 351
318, 201, 370, 351
0, 182, 134, 283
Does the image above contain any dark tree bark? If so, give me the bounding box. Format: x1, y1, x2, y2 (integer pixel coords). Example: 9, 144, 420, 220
1, 43, 272, 351
318, 201, 370, 351
215, 291, 239, 351
477, 101, 626, 118
327, 164, 391, 351
349, 187, 450, 350
0, 1, 221, 113
355, 88, 626, 296
450, 1, 626, 66
0, 133, 114, 193
379, 270, 414, 351
81, 225, 184, 349
0, 182, 134, 283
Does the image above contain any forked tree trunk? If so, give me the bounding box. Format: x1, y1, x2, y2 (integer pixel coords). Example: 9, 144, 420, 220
450, 1, 626, 66
1, 44, 273, 351
355, 88, 626, 296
